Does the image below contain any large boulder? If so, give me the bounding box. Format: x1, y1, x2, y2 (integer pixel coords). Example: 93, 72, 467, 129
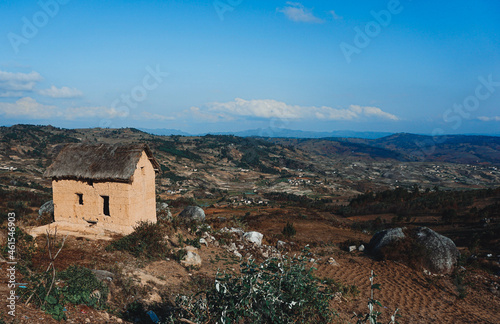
413, 227, 459, 274
243, 231, 263, 247
368, 227, 459, 274
368, 227, 406, 253
178, 206, 205, 222
39, 200, 54, 217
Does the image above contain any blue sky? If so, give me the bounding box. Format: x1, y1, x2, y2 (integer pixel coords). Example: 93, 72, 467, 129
0, 0, 499, 134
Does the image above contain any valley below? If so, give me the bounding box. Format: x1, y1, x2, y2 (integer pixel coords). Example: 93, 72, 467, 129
0, 124, 499, 323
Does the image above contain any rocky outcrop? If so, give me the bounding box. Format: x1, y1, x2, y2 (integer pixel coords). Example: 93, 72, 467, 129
368, 228, 406, 254
180, 246, 202, 268
243, 231, 263, 246
39, 200, 54, 217
156, 202, 172, 221
178, 206, 205, 222
91, 270, 114, 281
368, 227, 459, 274
413, 227, 460, 274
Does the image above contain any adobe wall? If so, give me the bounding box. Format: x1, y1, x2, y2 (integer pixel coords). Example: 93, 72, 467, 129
128, 151, 157, 225
51, 151, 157, 234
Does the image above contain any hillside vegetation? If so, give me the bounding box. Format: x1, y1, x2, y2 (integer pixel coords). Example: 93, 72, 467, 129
1, 125, 500, 323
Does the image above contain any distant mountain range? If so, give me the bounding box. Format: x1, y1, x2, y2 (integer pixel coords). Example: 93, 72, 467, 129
141, 128, 394, 139
141, 127, 500, 140
270, 133, 500, 164
139, 128, 192, 136
1, 125, 500, 168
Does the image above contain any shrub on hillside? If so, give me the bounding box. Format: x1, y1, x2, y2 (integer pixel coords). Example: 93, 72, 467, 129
22, 265, 109, 321
106, 221, 168, 259
166, 254, 336, 323
58, 265, 109, 308
282, 221, 296, 238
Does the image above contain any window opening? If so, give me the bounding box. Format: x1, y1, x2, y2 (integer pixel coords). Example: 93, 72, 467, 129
77, 193, 83, 205
102, 195, 110, 216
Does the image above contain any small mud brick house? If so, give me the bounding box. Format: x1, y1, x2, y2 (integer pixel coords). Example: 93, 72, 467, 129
44, 143, 160, 234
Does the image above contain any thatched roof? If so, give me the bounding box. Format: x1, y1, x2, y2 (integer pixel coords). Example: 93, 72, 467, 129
44, 143, 160, 182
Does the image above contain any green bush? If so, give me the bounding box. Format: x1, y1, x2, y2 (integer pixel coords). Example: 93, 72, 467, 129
23, 270, 66, 321
167, 254, 336, 323
58, 265, 109, 309
184, 238, 201, 249
282, 222, 297, 238
106, 221, 168, 260
21, 265, 109, 321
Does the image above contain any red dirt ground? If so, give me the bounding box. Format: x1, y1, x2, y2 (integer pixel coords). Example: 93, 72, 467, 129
1, 206, 499, 323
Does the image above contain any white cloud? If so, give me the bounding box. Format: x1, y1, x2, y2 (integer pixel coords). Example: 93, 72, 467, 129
200, 98, 399, 121
0, 97, 58, 119
0, 91, 24, 98
39, 85, 83, 98
138, 111, 175, 121
329, 10, 342, 20
188, 106, 234, 122
0, 70, 43, 96
0, 97, 130, 121
278, 2, 324, 23
478, 116, 500, 122
349, 105, 399, 120
64, 106, 129, 120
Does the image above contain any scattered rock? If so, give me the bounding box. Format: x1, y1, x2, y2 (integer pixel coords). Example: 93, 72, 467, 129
276, 240, 287, 250
199, 238, 208, 246
358, 244, 365, 252
221, 227, 244, 237
243, 231, 263, 246
349, 245, 357, 253
156, 202, 172, 221
38, 200, 54, 217
333, 292, 343, 302
178, 206, 205, 222
202, 232, 215, 243
327, 257, 339, 266
234, 251, 242, 259
91, 270, 114, 281
226, 242, 237, 252
180, 246, 202, 268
